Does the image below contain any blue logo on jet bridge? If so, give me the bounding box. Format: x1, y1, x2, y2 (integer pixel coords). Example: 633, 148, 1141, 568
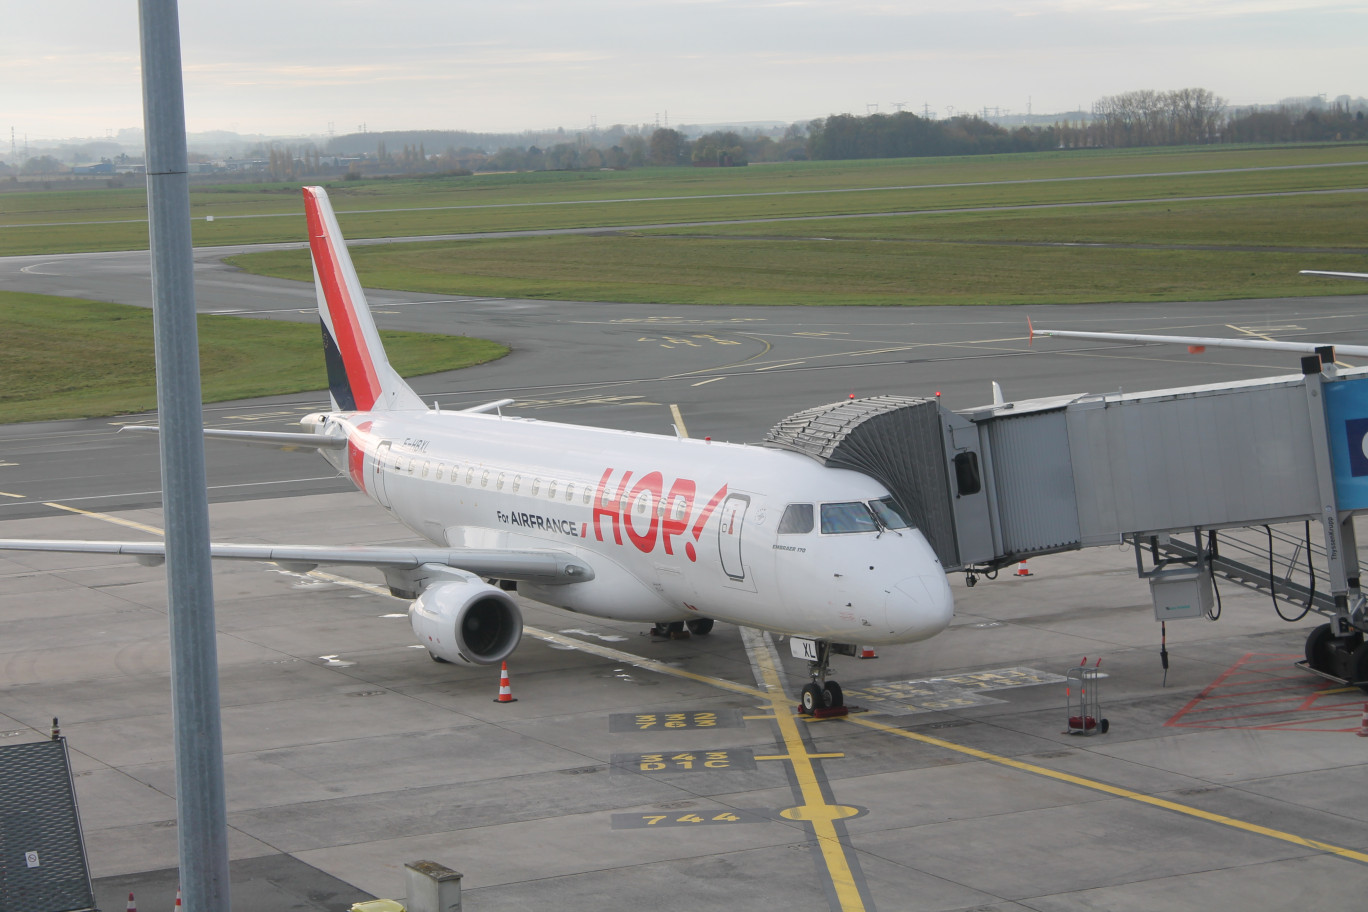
1323, 378, 1368, 510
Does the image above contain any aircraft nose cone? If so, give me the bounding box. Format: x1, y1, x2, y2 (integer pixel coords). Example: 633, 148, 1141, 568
887, 572, 954, 641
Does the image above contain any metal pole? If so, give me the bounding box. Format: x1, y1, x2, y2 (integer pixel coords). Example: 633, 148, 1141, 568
137, 2, 230, 909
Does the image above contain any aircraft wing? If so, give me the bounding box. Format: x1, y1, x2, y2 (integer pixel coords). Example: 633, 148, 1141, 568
0, 540, 593, 585
1300, 270, 1368, 281
1028, 318, 1368, 358
122, 426, 348, 451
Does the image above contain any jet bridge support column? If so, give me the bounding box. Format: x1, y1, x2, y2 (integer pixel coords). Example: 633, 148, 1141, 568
1302, 358, 1365, 635
1299, 357, 1368, 684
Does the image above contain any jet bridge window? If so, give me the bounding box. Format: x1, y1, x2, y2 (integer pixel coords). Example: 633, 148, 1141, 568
868, 496, 912, 530
777, 503, 814, 534
820, 502, 878, 535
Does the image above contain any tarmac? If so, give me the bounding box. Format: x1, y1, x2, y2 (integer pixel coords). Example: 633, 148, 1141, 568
4, 251, 1368, 909
3, 492, 1367, 911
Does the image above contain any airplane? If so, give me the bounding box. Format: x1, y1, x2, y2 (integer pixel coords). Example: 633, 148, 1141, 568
0, 186, 955, 715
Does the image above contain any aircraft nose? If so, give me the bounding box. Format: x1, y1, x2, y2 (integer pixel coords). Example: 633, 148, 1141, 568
886, 571, 954, 641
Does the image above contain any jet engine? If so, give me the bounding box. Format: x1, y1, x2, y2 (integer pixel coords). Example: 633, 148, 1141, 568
409, 577, 523, 665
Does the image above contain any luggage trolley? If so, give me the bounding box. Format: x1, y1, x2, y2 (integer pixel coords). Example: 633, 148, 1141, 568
1065, 657, 1109, 735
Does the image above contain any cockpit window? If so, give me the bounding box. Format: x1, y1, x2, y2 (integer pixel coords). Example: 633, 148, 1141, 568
869, 496, 912, 530
777, 503, 814, 534
820, 502, 879, 534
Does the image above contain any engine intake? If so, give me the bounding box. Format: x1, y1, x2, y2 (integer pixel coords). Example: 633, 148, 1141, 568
409, 578, 523, 665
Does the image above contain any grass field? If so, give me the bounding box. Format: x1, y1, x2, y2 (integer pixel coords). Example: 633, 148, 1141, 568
4, 145, 1367, 419
4, 144, 1367, 256
226, 183, 1368, 306
1, 292, 508, 423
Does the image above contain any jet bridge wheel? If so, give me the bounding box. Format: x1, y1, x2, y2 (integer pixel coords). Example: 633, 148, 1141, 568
1352, 642, 1368, 694
1305, 623, 1336, 674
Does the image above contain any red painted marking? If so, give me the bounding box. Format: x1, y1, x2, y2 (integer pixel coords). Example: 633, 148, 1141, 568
624, 471, 664, 552
660, 478, 696, 556
346, 420, 373, 491
1166, 653, 1365, 733
303, 188, 382, 410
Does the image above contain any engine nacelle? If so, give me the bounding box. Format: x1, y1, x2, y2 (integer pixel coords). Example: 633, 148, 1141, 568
409, 578, 523, 665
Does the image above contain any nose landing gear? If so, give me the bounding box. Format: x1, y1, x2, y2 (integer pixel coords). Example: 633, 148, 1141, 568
799, 640, 849, 717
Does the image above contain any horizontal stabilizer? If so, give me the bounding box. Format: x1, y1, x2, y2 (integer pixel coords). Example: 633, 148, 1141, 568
122, 426, 347, 451
0, 540, 594, 585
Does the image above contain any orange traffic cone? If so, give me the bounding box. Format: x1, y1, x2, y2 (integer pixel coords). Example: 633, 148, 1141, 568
859, 646, 878, 659
1015, 560, 1033, 577
1357, 702, 1368, 738
126, 893, 136, 912
494, 661, 517, 703
174, 887, 182, 909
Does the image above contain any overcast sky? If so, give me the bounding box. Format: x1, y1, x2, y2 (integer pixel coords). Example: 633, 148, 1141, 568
5, 0, 1365, 142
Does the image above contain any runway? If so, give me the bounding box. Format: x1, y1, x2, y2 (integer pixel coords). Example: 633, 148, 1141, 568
3, 251, 1368, 910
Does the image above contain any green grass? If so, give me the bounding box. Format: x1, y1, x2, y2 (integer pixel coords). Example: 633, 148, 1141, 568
4, 144, 1367, 255
227, 193, 1368, 306
1, 292, 508, 422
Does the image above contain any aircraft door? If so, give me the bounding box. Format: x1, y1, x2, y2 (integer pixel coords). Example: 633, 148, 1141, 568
370, 440, 392, 508
717, 493, 750, 581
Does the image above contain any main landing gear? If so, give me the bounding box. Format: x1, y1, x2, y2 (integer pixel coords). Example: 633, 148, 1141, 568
649, 618, 715, 639
800, 640, 848, 716
1303, 621, 1368, 692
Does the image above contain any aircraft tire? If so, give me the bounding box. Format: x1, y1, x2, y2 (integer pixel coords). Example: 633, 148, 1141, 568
686, 618, 714, 635
800, 683, 823, 714
822, 681, 844, 709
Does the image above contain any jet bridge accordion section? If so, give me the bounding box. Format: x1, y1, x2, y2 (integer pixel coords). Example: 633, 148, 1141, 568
762, 395, 995, 569
960, 374, 1327, 560
765, 374, 1339, 573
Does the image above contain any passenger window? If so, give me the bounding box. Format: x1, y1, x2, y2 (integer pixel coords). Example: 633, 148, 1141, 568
407, 459, 415, 475
820, 502, 878, 534
480, 470, 489, 487
497, 473, 505, 490
512, 475, 521, 493
532, 478, 541, 495
466, 467, 475, 485
547, 480, 558, 499
451, 463, 460, 484
778, 503, 814, 534
565, 482, 575, 502
435, 463, 444, 481
421, 460, 430, 478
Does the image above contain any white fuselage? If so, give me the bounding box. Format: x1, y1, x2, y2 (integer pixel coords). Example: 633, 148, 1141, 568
316, 408, 954, 645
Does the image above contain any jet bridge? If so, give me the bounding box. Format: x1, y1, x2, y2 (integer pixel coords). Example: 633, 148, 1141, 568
763, 356, 1368, 688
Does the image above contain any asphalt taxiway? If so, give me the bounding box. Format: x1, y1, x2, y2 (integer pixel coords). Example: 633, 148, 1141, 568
3, 253, 1368, 910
